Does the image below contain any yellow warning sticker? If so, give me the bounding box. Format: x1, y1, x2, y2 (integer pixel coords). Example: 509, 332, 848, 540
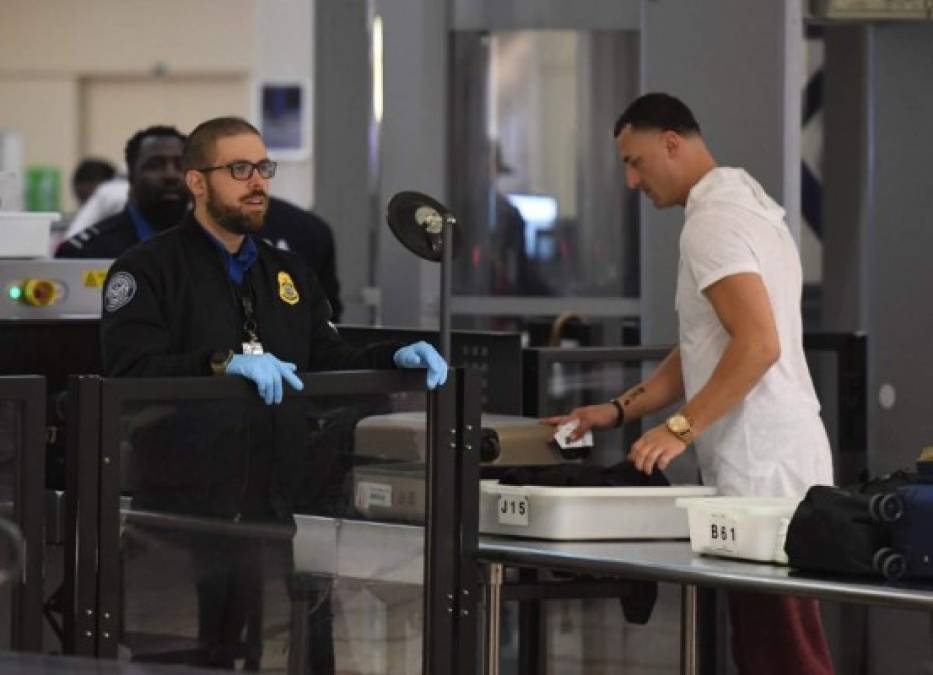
278, 271, 299, 305
83, 270, 109, 288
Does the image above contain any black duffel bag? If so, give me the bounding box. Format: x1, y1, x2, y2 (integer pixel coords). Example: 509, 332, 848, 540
784, 485, 890, 576
785, 470, 933, 578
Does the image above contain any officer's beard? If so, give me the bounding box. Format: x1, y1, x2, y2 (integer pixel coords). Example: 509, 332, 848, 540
205, 184, 266, 235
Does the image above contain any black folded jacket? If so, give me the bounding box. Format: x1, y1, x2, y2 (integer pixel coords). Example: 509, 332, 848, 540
497, 461, 670, 488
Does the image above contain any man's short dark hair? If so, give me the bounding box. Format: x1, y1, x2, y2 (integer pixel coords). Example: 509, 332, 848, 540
612, 93, 701, 138
72, 158, 116, 186
124, 126, 186, 178
182, 117, 261, 173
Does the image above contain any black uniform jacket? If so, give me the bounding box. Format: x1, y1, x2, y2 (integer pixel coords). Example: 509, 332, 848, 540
55, 209, 139, 259
101, 213, 397, 377
100, 214, 399, 520
262, 197, 344, 321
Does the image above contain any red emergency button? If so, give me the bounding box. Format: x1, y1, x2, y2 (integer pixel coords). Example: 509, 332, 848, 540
22, 279, 57, 307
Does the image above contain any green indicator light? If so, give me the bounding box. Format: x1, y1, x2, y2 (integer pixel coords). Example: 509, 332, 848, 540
8, 286, 21, 300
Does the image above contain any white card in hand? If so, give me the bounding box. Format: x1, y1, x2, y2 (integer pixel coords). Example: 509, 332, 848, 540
553, 420, 593, 450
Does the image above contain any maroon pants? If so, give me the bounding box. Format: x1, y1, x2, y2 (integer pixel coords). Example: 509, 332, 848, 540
728, 591, 835, 675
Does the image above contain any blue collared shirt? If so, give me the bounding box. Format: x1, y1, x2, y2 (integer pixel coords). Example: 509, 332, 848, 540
126, 203, 155, 243
200, 226, 259, 285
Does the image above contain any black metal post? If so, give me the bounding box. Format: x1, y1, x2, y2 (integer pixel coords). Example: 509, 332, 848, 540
7, 376, 45, 652
423, 369, 459, 674
94, 381, 123, 658
839, 333, 868, 483
64, 375, 101, 656
456, 369, 482, 675
439, 216, 454, 362
802, 332, 868, 484
517, 567, 545, 675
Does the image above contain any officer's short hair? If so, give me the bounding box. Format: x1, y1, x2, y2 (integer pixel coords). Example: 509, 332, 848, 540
612, 93, 701, 138
182, 117, 261, 173
124, 126, 186, 179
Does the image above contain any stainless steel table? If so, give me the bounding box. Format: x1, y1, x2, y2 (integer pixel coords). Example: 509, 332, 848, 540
477, 537, 933, 675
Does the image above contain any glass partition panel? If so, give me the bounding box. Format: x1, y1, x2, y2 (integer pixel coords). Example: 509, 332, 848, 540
802, 333, 868, 486
448, 30, 640, 335
0, 375, 44, 654
0, 399, 22, 650
102, 375, 440, 674
449, 30, 639, 300
806, 351, 839, 458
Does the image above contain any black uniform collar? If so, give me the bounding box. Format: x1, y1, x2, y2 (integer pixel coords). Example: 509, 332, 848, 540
180, 212, 248, 250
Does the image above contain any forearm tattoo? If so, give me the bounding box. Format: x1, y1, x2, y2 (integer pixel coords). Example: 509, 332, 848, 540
622, 385, 646, 409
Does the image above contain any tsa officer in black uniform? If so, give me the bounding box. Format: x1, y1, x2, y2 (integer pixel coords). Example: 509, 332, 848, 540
100, 116, 445, 669
100, 115, 445, 397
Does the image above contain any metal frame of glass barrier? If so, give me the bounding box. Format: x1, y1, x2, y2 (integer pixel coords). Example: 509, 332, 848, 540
67, 368, 481, 675
63, 375, 103, 656
339, 326, 523, 414
0, 375, 45, 652
802, 332, 868, 485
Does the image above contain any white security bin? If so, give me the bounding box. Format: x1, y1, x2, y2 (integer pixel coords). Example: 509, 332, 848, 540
353, 463, 425, 523
0, 211, 59, 257
480, 480, 716, 540
676, 497, 800, 564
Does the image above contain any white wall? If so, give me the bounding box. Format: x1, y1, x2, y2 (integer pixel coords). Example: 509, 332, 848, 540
0, 0, 315, 212
254, 0, 315, 208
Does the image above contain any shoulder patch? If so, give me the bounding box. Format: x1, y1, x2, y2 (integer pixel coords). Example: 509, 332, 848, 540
104, 271, 137, 312
277, 271, 300, 305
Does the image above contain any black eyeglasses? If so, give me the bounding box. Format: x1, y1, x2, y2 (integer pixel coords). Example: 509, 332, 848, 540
198, 160, 277, 181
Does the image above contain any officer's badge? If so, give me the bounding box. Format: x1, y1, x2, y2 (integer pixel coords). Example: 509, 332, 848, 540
104, 271, 137, 312
278, 271, 299, 305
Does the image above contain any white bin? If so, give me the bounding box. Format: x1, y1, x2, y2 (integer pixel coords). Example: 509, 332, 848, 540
676, 497, 800, 564
0, 211, 58, 257
480, 480, 716, 540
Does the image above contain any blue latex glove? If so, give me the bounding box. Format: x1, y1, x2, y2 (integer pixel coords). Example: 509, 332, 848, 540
393, 341, 448, 389
226, 353, 304, 405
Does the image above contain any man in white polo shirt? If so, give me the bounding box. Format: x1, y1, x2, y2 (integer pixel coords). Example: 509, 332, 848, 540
545, 93, 834, 675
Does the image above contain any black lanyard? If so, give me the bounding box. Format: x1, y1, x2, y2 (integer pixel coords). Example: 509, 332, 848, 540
233, 278, 264, 354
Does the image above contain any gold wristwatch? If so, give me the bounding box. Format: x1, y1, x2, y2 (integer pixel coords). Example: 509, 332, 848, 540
666, 412, 694, 444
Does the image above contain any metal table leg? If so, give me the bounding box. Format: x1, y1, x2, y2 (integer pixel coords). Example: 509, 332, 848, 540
681, 583, 699, 675
287, 576, 312, 675
485, 563, 503, 675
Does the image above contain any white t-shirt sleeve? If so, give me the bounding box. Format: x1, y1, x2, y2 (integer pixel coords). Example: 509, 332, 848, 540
681, 213, 762, 292
65, 178, 129, 237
